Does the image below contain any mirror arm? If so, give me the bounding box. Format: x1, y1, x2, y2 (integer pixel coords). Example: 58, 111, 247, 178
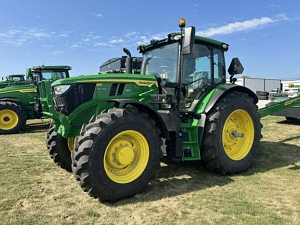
229, 74, 237, 84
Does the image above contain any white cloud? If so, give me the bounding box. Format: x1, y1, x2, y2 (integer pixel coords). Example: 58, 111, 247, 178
110, 39, 124, 43
83, 38, 91, 42
125, 32, 138, 37
267, 4, 281, 8
0, 29, 22, 38
59, 33, 68, 38
93, 12, 103, 18
0, 27, 72, 47
69, 44, 81, 49
196, 16, 286, 37
42, 44, 53, 48
151, 32, 168, 40
94, 42, 109, 47
132, 15, 289, 45
136, 35, 150, 45
53, 50, 63, 55
24, 29, 50, 38
274, 13, 289, 21
3, 39, 26, 46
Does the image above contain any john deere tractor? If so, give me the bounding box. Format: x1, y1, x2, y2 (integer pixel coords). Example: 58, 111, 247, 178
0, 74, 27, 89
0, 65, 71, 134
47, 19, 262, 202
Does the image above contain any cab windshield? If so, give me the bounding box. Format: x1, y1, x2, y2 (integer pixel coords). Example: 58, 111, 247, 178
31, 70, 68, 83
141, 43, 179, 82
10, 76, 25, 81
141, 42, 225, 87
41, 70, 68, 81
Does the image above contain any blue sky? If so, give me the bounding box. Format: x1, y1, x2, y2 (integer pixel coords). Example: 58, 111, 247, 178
0, 0, 299, 80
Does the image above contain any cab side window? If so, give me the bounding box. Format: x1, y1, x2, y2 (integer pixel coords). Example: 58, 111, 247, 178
213, 48, 225, 84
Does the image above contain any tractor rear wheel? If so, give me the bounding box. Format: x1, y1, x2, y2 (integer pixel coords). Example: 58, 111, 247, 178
46, 123, 72, 172
201, 91, 262, 174
71, 108, 161, 202
0, 101, 26, 134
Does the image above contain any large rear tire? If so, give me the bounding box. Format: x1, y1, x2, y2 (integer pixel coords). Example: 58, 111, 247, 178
201, 91, 262, 174
71, 108, 161, 202
46, 123, 72, 172
0, 101, 26, 134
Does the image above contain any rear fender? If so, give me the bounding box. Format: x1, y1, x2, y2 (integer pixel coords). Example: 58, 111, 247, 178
201, 84, 258, 114
0, 97, 28, 116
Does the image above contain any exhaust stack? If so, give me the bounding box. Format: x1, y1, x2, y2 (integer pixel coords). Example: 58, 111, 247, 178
123, 48, 132, 74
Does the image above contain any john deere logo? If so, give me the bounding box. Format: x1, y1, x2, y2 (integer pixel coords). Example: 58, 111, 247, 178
138, 81, 157, 86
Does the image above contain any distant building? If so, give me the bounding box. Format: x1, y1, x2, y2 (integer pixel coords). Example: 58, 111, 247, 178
226, 77, 281, 93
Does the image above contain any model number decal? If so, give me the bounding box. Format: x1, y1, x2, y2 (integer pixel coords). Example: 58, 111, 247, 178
77, 79, 158, 87
284, 97, 300, 106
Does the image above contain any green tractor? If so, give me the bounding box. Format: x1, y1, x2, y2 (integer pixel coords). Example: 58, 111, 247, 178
46, 19, 262, 202
0, 74, 27, 89
0, 65, 71, 134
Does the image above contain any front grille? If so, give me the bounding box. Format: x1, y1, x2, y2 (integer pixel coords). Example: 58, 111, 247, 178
53, 83, 96, 116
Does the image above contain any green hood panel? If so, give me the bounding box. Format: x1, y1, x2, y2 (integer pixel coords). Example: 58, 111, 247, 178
52, 74, 158, 86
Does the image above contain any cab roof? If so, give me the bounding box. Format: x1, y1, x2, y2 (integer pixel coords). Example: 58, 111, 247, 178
32, 65, 72, 70
138, 32, 228, 53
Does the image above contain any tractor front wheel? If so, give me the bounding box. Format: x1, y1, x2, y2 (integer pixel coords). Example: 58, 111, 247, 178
71, 108, 161, 202
46, 123, 72, 172
0, 101, 26, 134
201, 91, 262, 174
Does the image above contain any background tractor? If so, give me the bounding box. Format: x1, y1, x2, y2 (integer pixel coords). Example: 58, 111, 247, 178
0, 65, 71, 134
46, 19, 262, 202
0, 74, 27, 89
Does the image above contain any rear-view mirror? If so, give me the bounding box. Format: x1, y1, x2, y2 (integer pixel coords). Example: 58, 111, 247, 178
181, 26, 195, 55
228, 58, 244, 75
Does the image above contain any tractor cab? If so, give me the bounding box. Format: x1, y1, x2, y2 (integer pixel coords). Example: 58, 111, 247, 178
7, 74, 26, 81
139, 19, 229, 112
26, 65, 72, 119
27, 65, 71, 84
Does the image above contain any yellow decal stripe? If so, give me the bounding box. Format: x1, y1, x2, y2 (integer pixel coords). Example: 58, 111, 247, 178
77, 79, 158, 87
0, 88, 36, 94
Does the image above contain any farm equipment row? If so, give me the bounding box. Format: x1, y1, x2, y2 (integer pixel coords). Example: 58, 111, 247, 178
0, 54, 138, 134
1, 18, 300, 202
0, 66, 71, 134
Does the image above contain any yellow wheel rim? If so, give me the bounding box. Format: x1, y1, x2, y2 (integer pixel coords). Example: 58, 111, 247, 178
0, 109, 19, 130
67, 137, 75, 151
222, 109, 254, 161
104, 130, 149, 184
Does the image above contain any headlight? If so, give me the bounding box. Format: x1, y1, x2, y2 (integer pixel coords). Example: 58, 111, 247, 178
53, 85, 71, 95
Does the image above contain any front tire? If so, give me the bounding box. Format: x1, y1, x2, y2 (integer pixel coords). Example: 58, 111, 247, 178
46, 123, 72, 172
71, 108, 161, 202
201, 91, 262, 174
0, 101, 26, 134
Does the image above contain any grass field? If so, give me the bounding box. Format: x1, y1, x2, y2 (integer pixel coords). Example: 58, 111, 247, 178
0, 116, 299, 225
